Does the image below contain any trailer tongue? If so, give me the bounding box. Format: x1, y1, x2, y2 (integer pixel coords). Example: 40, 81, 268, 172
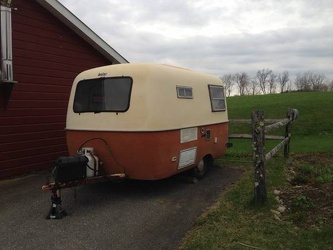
43, 150, 125, 219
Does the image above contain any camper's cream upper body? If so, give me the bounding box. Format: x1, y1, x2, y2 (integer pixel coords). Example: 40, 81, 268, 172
66, 63, 228, 132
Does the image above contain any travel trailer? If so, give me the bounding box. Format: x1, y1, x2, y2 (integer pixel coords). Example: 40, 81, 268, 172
64, 63, 230, 181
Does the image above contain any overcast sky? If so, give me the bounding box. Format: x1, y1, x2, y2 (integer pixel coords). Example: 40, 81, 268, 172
58, 0, 333, 80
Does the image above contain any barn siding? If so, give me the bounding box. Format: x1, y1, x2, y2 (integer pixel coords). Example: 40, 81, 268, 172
0, 0, 113, 177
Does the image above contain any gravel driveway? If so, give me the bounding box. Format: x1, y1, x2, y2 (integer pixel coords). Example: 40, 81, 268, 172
0, 165, 242, 250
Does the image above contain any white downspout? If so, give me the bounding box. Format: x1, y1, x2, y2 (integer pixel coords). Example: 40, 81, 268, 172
1, 5, 13, 82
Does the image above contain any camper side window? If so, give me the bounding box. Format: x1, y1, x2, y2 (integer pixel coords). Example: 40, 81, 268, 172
209, 85, 226, 111
176, 86, 193, 99
73, 77, 132, 113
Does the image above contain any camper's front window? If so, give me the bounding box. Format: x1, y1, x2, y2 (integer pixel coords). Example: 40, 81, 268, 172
209, 85, 226, 111
73, 77, 132, 113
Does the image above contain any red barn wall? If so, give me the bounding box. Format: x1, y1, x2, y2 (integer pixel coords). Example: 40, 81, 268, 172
0, 0, 112, 178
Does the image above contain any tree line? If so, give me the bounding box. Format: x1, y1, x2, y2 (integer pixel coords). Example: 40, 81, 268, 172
221, 69, 333, 96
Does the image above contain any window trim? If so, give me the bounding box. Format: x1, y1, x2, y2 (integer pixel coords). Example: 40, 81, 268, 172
208, 85, 226, 112
176, 85, 193, 99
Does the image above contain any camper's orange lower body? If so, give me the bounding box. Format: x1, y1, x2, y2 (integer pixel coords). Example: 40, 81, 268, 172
66, 123, 228, 180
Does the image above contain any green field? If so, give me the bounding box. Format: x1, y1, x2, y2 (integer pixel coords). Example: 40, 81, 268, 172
228, 92, 333, 154
179, 92, 333, 249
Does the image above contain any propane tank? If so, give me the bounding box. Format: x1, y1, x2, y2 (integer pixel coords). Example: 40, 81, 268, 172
81, 147, 99, 177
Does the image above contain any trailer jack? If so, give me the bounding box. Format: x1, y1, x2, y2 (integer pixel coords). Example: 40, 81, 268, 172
46, 188, 67, 219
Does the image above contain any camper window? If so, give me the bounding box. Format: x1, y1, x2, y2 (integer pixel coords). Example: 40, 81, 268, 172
176, 86, 193, 99
73, 77, 132, 113
208, 85, 226, 111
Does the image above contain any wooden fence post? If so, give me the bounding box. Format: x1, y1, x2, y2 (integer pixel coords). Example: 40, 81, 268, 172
284, 108, 293, 158
252, 110, 267, 204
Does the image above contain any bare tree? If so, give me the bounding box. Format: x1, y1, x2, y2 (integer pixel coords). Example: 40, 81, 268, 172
221, 74, 234, 97
256, 69, 272, 94
328, 80, 333, 91
295, 71, 328, 92
295, 72, 312, 91
287, 80, 293, 92
277, 71, 289, 93
250, 78, 259, 95
268, 73, 276, 94
235, 72, 250, 96
309, 73, 327, 91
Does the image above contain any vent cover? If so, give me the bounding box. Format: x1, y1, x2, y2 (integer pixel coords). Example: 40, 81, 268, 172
178, 147, 197, 169
180, 127, 198, 143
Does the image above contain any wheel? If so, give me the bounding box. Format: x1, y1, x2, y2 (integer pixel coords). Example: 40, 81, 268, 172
191, 156, 213, 180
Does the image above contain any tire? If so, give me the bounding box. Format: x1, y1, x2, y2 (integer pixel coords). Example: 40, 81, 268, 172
191, 156, 213, 180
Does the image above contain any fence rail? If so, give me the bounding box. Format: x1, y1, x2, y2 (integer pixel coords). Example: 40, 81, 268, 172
229, 108, 299, 204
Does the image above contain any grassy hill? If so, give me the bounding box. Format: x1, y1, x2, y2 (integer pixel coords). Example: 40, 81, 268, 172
179, 92, 333, 249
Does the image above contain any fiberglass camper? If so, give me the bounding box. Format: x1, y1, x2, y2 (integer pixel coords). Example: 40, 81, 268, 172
65, 63, 229, 180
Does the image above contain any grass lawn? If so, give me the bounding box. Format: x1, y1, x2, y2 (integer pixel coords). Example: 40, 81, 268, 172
179, 92, 333, 249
